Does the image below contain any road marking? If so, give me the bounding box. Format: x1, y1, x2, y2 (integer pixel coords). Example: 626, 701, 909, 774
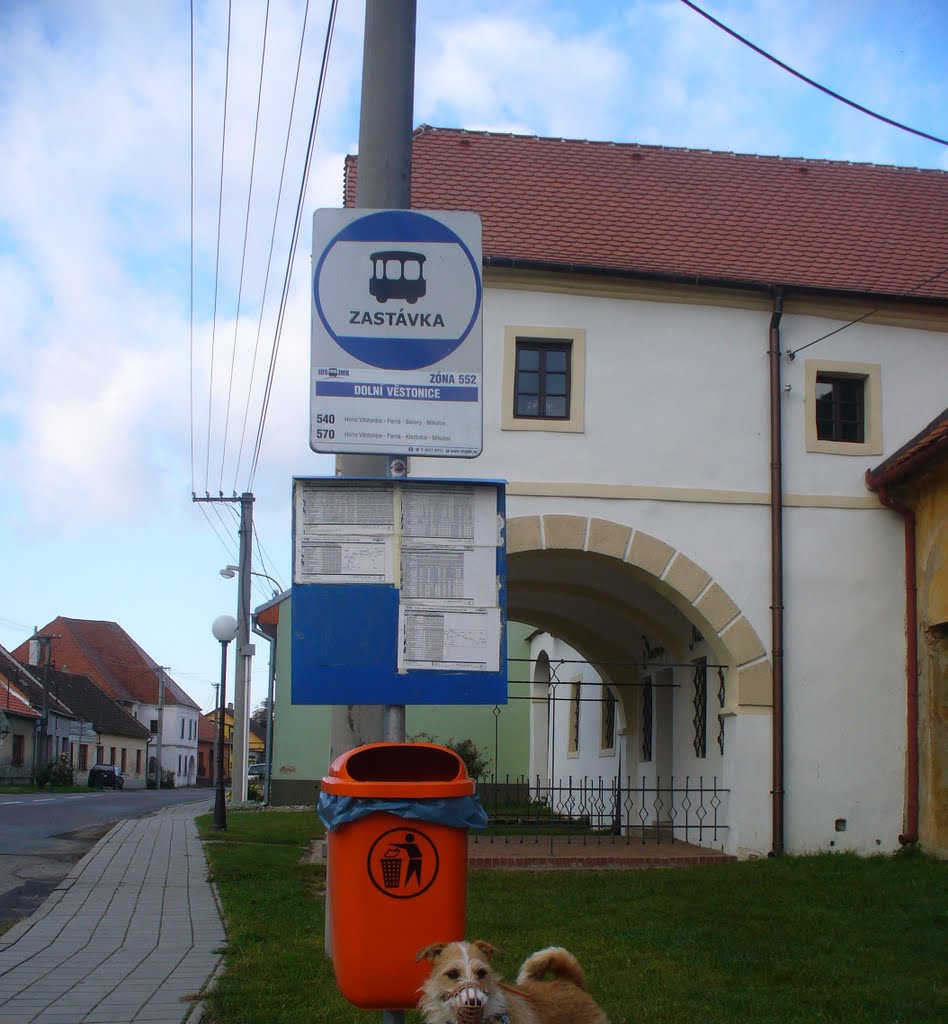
0, 799, 24, 805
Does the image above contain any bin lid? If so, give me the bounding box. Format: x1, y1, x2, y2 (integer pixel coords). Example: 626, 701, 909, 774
320, 742, 475, 798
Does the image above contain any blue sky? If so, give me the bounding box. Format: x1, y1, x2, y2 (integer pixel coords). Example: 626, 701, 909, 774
1, 0, 945, 715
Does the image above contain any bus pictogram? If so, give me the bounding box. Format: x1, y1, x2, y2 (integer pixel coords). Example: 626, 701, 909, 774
369, 251, 427, 304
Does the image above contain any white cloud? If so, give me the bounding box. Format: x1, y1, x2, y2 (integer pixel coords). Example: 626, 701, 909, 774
417, 14, 628, 140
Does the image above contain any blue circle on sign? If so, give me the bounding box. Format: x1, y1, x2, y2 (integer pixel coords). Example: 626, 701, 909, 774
313, 211, 481, 370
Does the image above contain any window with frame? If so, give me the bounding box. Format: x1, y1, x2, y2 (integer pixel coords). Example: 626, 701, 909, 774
600, 686, 617, 752
12, 733, 25, 766
568, 682, 581, 754
514, 339, 571, 420
692, 659, 708, 759
149, 719, 158, 734
804, 359, 882, 455
815, 373, 865, 443
502, 326, 585, 433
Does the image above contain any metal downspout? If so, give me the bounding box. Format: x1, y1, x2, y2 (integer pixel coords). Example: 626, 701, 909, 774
769, 293, 785, 856
252, 620, 277, 808
867, 481, 919, 845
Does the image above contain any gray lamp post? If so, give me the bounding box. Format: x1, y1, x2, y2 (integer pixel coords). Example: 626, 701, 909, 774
211, 614, 238, 831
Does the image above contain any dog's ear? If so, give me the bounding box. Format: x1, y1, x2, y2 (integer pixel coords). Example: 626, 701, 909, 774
417, 942, 449, 963
472, 940, 504, 960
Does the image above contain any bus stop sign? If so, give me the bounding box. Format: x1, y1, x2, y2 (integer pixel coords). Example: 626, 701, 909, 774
311, 208, 483, 458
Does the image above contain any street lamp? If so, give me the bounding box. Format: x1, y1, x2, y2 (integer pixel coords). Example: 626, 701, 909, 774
211, 614, 238, 831
220, 564, 282, 596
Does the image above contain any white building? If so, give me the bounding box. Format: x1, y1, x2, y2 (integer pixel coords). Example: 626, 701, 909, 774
366, 127, 948, 858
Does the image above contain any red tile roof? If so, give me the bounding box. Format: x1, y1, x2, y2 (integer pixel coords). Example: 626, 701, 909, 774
0, 679, 41, 719
11, 618, 199, 710
344, 126, 948, 302
866, 407, 948, 489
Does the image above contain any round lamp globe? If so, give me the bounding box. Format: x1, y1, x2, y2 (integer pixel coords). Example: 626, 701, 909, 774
212, 614, 238, 644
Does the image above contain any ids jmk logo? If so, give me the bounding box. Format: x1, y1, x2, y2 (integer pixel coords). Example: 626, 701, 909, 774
367, 826, 439, 899
369, 251, 427, 304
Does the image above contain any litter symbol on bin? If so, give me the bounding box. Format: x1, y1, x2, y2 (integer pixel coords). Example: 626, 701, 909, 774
367, 827, 440, 899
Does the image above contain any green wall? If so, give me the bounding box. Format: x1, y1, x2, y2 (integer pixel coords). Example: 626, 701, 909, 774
267, 600, 532, 807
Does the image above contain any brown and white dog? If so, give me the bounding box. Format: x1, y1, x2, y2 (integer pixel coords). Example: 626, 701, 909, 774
417, 940, 608, 1024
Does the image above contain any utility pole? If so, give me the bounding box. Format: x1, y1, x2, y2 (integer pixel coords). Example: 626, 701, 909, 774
232, 492, 255, 803
30, 631, 56, 767
192, 491, 256, 803
330, 0, 416, 765
155, 666, 168, 789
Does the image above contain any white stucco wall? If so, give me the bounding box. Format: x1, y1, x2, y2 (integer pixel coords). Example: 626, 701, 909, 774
407, 281, 948, 856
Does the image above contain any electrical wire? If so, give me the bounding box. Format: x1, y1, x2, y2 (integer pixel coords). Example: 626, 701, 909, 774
218, 0, 272, 493
679, 0, 948, 147
189, 0, 196, 496
204, 0, 234, 493
252, 522, 286, 591
232, 0, 314, 494
248, 0, 339, 489
787, 263, 948, 359
196, 500, 239, 562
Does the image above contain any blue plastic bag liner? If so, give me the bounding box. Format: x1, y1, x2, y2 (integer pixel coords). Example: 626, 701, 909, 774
318, 792, 488, 832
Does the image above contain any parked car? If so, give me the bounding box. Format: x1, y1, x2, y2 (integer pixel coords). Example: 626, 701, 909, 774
247, 763, 266, 779
88, 764, 124, 789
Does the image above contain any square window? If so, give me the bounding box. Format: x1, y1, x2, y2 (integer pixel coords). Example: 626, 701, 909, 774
804, 360, 882, 455
815, 373, 865, 443
514, 340, 571, 420
502, 326, 585, 433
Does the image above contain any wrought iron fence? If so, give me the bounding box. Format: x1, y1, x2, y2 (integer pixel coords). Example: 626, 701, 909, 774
471, 774, 729, 852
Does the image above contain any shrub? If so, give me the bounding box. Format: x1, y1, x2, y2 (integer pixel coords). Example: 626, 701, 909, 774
36, 755, 75, 788
408, 732, 492, 779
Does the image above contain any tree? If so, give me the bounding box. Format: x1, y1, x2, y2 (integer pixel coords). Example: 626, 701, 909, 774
250, 699, 270, 727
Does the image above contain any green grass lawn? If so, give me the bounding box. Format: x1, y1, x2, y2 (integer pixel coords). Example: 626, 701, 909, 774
198, 810, 946, 1024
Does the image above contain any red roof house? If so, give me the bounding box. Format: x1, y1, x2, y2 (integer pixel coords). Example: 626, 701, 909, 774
12, 617, 199, 712
345, 125, 948, 303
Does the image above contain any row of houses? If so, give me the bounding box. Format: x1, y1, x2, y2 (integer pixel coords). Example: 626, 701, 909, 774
0, 616, 264, 788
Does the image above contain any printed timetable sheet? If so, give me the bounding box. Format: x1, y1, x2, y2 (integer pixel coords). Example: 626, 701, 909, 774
293, 480, 502, 673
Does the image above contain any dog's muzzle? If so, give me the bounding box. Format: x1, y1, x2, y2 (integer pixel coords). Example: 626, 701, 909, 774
452, 983, 488, 1024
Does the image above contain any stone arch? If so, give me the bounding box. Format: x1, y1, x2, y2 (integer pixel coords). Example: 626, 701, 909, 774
506, 514, 773, 711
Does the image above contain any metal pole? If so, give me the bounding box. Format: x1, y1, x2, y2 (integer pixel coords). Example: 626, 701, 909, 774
156, 669, 164, 789
330, 0, 416, 758
325, 7, 416, 1012
232, 492, 255, 804
214, 641, 229, 831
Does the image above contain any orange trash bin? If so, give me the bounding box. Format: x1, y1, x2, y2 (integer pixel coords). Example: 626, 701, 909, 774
319, 742, 486, 1010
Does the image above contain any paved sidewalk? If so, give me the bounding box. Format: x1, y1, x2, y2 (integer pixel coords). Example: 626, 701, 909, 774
0, 800, 223, 1024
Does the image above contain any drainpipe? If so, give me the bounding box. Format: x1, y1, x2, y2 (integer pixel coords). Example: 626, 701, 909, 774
769, 292, 785, 857
865, 480, 919, 845
252, 620, 277, 807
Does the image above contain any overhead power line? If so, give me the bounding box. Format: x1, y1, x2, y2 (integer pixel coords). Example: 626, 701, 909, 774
218, 0, 272, 494
204, 0, 235, 494
680, 0, 948, 147
232, 0, 315, 495
248, 0, 340, 489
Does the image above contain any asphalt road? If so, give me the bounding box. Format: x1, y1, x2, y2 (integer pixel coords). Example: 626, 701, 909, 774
0, 787, 213, 929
